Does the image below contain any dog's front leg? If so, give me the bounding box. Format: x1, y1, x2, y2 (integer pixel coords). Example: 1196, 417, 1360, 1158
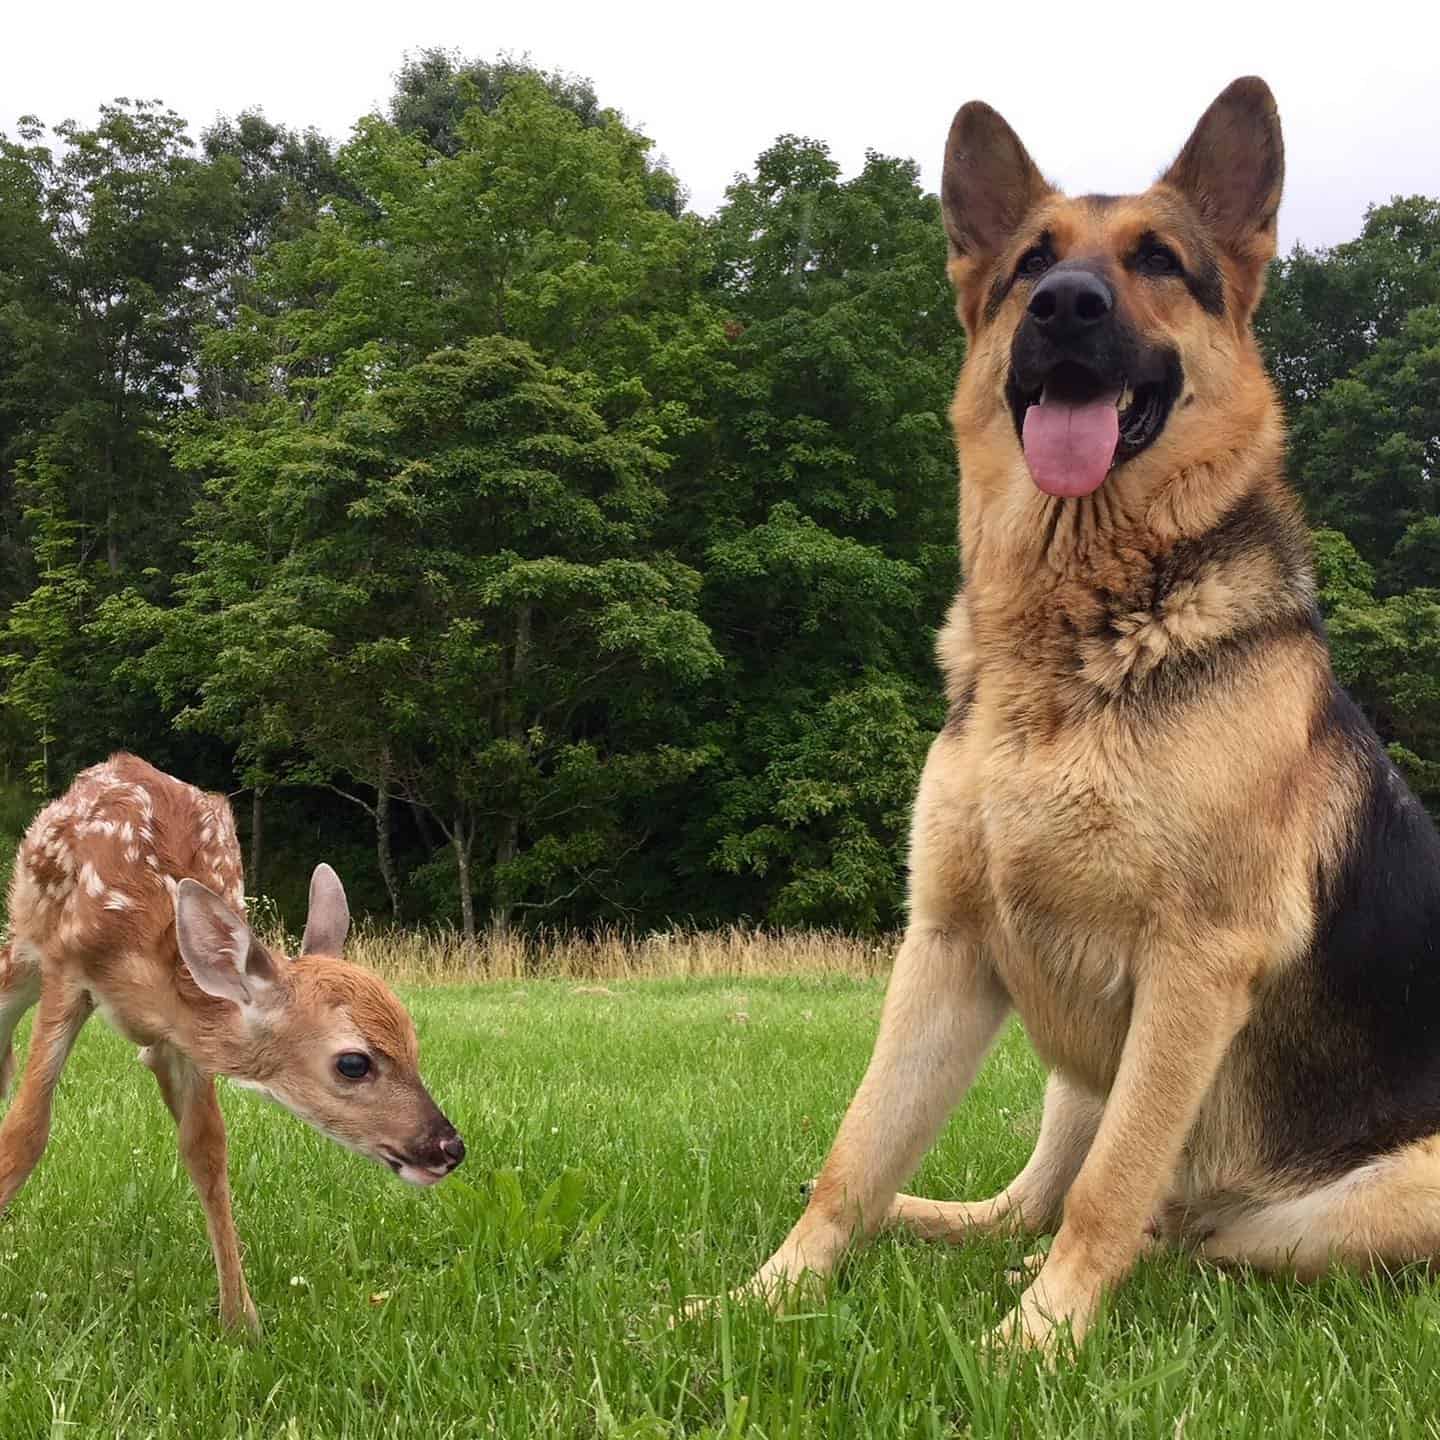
739, 922, 1010, 1307
995, 945, 1255, 1357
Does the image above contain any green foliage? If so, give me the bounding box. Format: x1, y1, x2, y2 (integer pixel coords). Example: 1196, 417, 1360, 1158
1289, 305, 1440, 567
1253, 202, 1440, 808
0, 777, 31, 927
1257, 196, 1440, 417
1315, 530, 1440, 804
711, 672, 936, 930
0, 450, 92, 790
389, 48, 683, 216
100, 76, 728, 935
682, 139, 963, 927
436, 1165, 605, 1272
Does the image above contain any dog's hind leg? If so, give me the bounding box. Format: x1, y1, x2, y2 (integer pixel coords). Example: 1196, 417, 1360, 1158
1199, 1135, 1440, 1279
731, 923, 1012, 1307
885, 1070, 1102, 1244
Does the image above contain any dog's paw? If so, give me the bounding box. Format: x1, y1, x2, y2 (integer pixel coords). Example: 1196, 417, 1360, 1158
986, 1265, 1097, 1366
670, 1264, 822, 1328
986, 1303, 1060, 1365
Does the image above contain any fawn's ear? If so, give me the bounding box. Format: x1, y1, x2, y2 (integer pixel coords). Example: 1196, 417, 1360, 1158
174, 878, 281, 1009
300, 862, 350, 957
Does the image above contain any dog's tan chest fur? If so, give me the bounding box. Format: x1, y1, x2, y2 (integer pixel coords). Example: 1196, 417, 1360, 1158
925, 573, 1325, 1098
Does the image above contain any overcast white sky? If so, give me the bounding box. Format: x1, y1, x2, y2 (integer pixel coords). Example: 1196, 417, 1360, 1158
3, 0, 1436, 253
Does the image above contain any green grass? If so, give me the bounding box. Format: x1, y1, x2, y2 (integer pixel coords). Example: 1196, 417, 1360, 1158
2, 976, 1439, 1437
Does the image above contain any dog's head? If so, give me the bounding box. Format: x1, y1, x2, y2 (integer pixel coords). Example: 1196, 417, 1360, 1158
943, 78, 1284, 509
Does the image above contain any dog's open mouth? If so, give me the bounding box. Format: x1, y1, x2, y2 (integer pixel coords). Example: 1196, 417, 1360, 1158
1006, 358, 1180, 497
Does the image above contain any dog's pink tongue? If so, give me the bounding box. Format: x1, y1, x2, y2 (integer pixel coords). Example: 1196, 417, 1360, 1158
1022, 393, 1119, 497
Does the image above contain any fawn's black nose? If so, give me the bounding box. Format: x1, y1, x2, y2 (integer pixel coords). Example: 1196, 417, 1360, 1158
1027, 269, 1113, 341
438, 1132, 465, 1167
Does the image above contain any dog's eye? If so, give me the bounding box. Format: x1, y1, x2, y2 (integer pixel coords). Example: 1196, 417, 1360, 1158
335, 1052, 371, 1080
1016, 246, 1052, 279
1138, 242, 1182, 277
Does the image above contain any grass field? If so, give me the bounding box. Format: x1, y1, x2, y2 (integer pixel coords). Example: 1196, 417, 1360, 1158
3, 960, 1440, 1437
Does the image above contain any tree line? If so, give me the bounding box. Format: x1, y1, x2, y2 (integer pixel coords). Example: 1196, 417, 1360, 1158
2, 51, 1437, 937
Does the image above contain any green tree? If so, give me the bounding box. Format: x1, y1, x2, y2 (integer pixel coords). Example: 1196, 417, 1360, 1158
111, 340, 718, 937
684, 139, 964, 929
1255, 198, 1440, 818
1257, 196, 1440, 417
1288, 305, 1440, 574
1314, 530, 1440, 806
388, 48, 682, 214
0, 103, 246, 781
109, 79, 726, 935
193, 111, 349, 414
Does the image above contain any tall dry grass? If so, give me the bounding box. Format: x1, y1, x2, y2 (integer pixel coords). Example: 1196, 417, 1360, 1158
325, 924, 897, 984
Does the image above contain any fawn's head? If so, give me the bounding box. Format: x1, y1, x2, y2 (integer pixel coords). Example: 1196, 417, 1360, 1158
173, 864, 464, 1186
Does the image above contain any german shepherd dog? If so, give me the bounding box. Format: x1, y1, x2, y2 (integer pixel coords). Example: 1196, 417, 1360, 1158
721, 78, 1440, 1355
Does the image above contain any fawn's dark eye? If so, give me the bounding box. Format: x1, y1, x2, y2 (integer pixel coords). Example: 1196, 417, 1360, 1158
1016, 245, 1053, 279
335, 1052, 371, 1080
1137, 240, 1182, 277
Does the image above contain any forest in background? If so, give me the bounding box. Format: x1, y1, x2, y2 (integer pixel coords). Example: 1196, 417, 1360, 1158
1, 50, 1437, 937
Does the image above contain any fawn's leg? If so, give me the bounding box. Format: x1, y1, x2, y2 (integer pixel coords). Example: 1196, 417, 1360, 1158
142, 1041, 259, 1336
0, 943, 43, 1102
0, 970, 92, 1211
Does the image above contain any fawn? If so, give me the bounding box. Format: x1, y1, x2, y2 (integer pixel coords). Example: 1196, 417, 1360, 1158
0, 753, 463, 1333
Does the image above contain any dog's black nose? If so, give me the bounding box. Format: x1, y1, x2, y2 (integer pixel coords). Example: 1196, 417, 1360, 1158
1027, 269, 1112, 340
438, 1132, 465, 1167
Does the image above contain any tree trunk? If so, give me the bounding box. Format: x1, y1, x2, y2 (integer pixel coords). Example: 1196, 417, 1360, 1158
453, 819, 476, 945
249, 787, 264, 894
489, 604, 531, 936
376, 779, 400, 920
104, 439, 120, 576
490, 813, 519, 936
409, 799, 439, 851
513, 603, 532, 694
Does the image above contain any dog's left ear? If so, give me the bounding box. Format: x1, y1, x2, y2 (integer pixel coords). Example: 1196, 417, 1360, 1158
1162, 77, 1284, 314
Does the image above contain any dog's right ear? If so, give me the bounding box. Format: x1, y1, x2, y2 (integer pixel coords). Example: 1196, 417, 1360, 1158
942, 102, 1052, 332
